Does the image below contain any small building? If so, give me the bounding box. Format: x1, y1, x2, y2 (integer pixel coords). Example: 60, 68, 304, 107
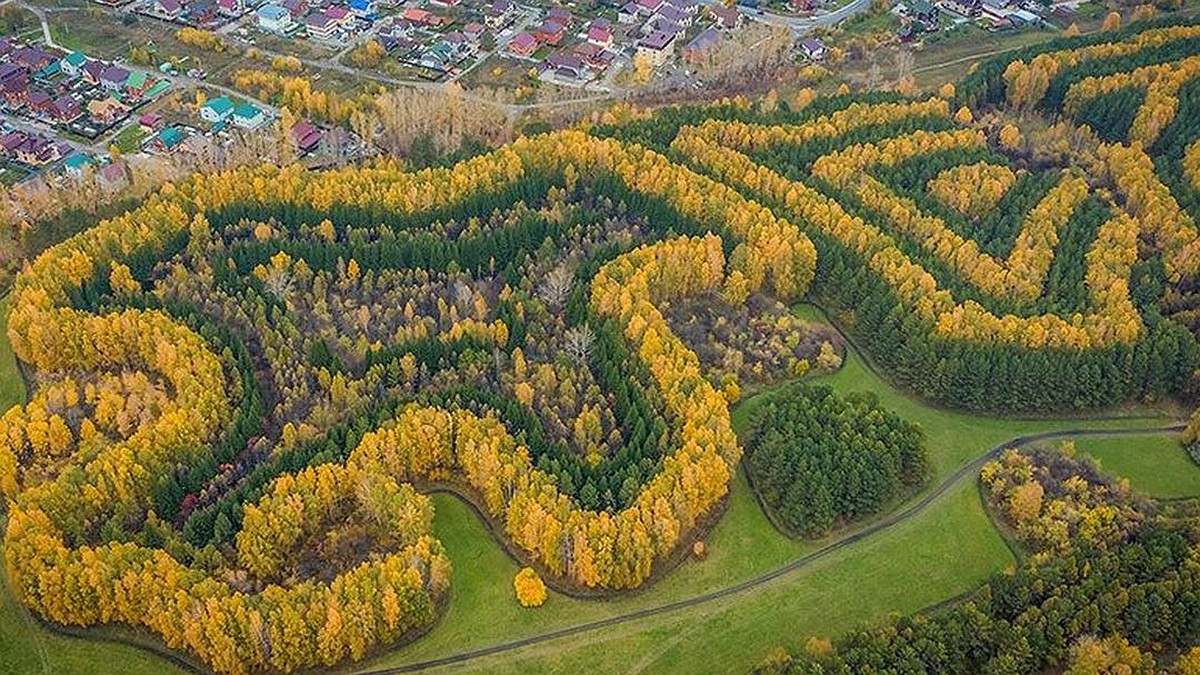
637, 31, 675, 67
547, 7, 573, 26
200, 96, 235, 123
656, 5, 692, 27
218, 0, 245, 16
12, 47, 54, 72
509, 32, 538, 57
232, 103, 268, 129
618, 2, 640, 23
799, 38, 828, 60
257, 4, 295, 33
463, 22, 486, 42
188, 0, 219, 24
281, 0, 308, 18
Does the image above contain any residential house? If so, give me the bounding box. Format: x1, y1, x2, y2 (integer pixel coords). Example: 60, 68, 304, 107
126, 71, 153, 98
306, 13, 339, 41
667, 0, 699, 14
636, 0, 664, 15
139, 112, 165, 131
60, 52, 89, 77
463, 22, 486, 42
586, 24, 613, 49
799, 37, 828, 60
232, 103, 268, 129
86, 97, 129, 125
708, 5, 743, 29
509, 32, 538, 57
942, 0, 981, 16
0, 131, 26, 157
12, 47, 53, 72
63, 153, 95, 178
909, 0, 939, 28
656, 4, 691, 27
27, 90, 53, 116
0, 63, 28, 105
188, 0, 219, 24
154, 0, 182, 18
218, 0, 245, 16
636, 31, 675, 67
542, 52, 586, 82
682, 27, 721, 64
51, 95, 81, 122
81, 60, 105, 85
618, 2, 640, 23
97, 162, 128, 192
281, 0, 308, 19
200, 96, 234, 123
443, 32, 475, 59
100, 65, 130, 91
325, 6, 352, 27
547, 7, 573, 26
485, 0, 514, 28
257, 4, 295, 32
401, 8, 433, 25
290, 119, 323, 153
15, 135, 65, 165
151, 126, 186, 152
536, 20, 567, 46
348, 0, 375, 18
574, 42, 614, 71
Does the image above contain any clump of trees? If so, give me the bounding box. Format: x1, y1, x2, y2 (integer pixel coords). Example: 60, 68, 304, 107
746, 384, 927, 538
756, 444, 1200, 675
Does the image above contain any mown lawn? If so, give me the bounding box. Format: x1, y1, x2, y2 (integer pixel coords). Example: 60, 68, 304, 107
1075, 435, 1200, 499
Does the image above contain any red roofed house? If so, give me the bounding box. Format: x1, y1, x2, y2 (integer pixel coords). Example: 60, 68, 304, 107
52, 95, 81, 122
535, 20, 567, 46
509, 32, 538, 57
586, 24, 612, 49
291, 120, 324, 153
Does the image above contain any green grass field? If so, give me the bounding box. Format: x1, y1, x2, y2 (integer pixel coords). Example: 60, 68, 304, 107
1075, 435, 1200, 499
0, 299, 1181, 674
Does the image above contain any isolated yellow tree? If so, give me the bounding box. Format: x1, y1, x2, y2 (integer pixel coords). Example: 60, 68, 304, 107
514, 567, 547, 607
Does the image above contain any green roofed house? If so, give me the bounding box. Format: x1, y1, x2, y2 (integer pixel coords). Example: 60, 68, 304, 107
232, 103, 269, 130
152, 126, 185, 152
200, 96, 234, 123
62, 153, 95, 178
126, 71, 152, 98
61, 51, 88, 76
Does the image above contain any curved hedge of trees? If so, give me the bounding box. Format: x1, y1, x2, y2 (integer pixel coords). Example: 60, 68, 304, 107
746, 384, 926, 537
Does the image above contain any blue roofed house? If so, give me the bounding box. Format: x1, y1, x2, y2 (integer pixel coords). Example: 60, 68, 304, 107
232, 103, 269, 129
200, 96, 235, 123
152, 126, 186, 152
257, 3, 295, 33
62, 153, 95, 178
348, 0, 375, 19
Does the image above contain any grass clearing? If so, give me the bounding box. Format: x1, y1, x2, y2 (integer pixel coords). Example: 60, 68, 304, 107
1075, 435, 1200, 499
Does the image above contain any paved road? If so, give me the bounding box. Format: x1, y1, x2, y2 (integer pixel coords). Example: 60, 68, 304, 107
354, 422, 1185, 674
